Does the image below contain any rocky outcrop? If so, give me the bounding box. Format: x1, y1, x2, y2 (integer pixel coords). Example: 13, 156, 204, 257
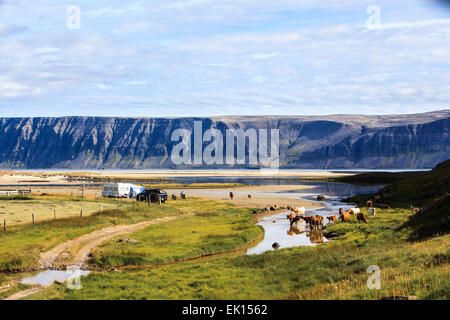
0, 110, 448, 169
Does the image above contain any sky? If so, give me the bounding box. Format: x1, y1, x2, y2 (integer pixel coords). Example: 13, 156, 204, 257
0, 0, 450, 117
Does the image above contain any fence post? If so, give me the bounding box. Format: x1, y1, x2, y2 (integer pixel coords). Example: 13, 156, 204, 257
54, 208, 56, 220
3, 220, 6, 232
99, 204, 101, 214
32, 214, 35, 227
80, 210, 83, 218
159, 195, 161, 206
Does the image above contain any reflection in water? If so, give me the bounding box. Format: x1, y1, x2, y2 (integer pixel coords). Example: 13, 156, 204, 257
21, 269, 90, 286
307, 230, 324, 244
287, 224, 304, 236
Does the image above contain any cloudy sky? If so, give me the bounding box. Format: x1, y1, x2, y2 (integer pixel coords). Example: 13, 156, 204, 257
0, 0, 449, 117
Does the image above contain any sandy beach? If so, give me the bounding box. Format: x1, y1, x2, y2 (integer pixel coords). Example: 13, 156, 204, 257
0, 170, 353, 185
164, 185, 322, 210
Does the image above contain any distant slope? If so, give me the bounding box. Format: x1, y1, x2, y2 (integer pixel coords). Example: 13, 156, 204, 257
0, 110, 449, 169
380, 159, 450, 206
345, 159, 450, 240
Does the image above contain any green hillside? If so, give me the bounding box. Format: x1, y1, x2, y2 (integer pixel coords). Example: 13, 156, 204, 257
345, 159, 450, 240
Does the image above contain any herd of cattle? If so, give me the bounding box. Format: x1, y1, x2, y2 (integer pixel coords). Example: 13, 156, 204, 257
285, 205, 374, 230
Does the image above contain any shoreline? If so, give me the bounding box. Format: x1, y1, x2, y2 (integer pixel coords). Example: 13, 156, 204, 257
0, 170, 354, 186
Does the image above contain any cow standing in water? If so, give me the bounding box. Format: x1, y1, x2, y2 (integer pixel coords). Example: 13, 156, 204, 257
229, 192, 234, 200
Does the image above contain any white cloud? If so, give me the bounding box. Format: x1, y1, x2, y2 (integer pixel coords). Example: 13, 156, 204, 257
0, 0, 448, 116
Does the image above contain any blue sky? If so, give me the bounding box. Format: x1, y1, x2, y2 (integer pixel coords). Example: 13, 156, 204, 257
0, 0, 449, 117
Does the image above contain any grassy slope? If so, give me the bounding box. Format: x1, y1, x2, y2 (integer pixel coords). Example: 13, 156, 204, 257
345, 159, 450, 240
30, 207, 449, 300
346, 159, 449, 207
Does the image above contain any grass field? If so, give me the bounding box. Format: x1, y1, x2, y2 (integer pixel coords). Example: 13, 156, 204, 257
27, 206, 449, 300
91, 203, 262, 267
1, 163, 449, 300
0, 196, 261, 275
0, 197, 118, 226
0, 196, 183, 272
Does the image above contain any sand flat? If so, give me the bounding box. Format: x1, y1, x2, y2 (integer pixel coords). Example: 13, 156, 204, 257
0, 170, 353, 185
165, 185, 322, 210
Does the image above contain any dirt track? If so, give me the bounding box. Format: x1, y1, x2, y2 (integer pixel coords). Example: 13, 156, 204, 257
3, 214, 191, 300
39, 215, 187, 270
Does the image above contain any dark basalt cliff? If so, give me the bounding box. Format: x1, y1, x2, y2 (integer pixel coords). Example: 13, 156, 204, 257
0, 110, 448, 169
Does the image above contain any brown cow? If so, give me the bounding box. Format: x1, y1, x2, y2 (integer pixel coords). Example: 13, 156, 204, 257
327, 215, 337, 223
382, 205, 391, 210
356, 212, 368, 223
248, 194, 252, 199
309, 215, 323, 230
289, 215, 304, 227
229, 192, 234, 200
302, 216, 315, 225
366, 200, 373, 207
339, 208, 350, 222
287, 212, 296, 223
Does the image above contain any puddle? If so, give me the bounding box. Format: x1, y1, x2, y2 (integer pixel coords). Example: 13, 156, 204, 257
21, 269, 90, 286
246, 193, 358, 255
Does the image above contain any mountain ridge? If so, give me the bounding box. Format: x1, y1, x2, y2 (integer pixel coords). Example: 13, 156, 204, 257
0, 110, 448, 169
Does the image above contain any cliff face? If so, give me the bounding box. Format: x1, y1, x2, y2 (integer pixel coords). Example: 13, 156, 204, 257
0, 111, 448, 169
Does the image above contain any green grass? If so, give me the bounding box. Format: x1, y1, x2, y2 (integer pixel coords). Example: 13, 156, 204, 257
0, 197, 261, 273
0, 198, 119, 226
0, 199, 182, 272
29, 207, 449, 300
91, 203, 262, 267
0, 195, 33, 201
